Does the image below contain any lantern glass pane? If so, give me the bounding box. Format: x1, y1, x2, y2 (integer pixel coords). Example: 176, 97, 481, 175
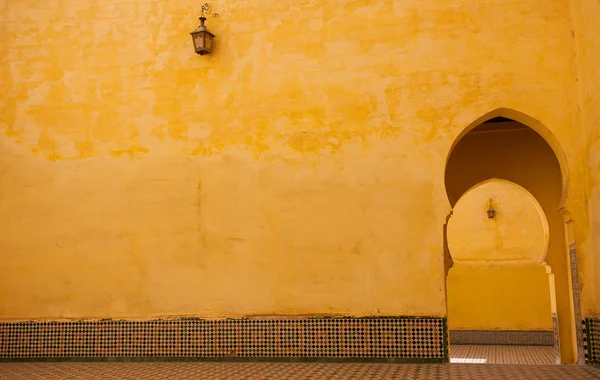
205, 34, 213, 53
193, 33, 205, 52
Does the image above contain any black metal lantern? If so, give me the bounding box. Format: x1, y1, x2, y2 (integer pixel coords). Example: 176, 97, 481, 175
191, 3, 215, 55
487, 200, 496, 219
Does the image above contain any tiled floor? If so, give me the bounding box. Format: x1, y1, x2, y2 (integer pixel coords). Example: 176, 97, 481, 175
450, 345, 556, 364
0, 362, 599, 380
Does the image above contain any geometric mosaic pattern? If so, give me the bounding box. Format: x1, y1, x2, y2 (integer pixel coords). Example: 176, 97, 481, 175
583, 318, 600, 365
0, 317, 447, 362
450, 330, 554, 346
1, 362, 600, 380
569, 243, 585, 364
551, 313, 561, 364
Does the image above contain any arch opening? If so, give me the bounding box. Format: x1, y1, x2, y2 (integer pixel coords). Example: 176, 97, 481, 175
443, 109, 578, 365
444, 108, 569, 209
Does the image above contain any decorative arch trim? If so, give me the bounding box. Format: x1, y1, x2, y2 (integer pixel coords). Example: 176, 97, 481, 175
445, 108, 569, 208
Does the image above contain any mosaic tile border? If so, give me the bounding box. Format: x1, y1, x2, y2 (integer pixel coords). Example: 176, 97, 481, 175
0, 317, 447, 363
552, 313, 561, 364
569, 243, 585, 364
450, 330, 554, 346
583, 318, 600, 365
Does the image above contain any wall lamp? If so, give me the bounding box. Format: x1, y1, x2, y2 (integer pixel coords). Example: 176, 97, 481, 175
190, 3, 215, 55
487, 199, 496, 219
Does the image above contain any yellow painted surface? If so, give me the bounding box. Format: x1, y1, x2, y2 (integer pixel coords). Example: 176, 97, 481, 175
448, 179, 548, 263
447, 263, 552, 331
0, 0, 593, 357
571, 1, 600, 317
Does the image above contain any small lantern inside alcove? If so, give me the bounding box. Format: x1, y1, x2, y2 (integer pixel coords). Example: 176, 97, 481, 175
190, 3, 215, 55
487, 199, 496, 219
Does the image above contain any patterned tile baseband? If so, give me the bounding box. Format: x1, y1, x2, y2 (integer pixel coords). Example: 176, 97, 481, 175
450, 330, 554, 346
569, 243, 585, 364
0, 317, 447, 363
583, 318, 600, 365
552, 313, 560, 364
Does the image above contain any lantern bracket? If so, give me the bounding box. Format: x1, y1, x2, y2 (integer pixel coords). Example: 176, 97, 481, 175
201, 3, 211, 18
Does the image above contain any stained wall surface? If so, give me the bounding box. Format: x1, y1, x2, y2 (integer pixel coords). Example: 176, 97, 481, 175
0, 0, 591, 352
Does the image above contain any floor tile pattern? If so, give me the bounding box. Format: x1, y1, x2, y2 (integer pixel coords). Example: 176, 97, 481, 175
0, 362, 599, 380
0, 317, 446, 361
450, 330, 554, 346
584, 318, 600, 364
450, 345, 555, 364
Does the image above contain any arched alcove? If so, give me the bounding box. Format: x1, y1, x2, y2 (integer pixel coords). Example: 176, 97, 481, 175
448, 179, 549, 263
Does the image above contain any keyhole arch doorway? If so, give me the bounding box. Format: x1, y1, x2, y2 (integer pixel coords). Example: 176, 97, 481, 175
442, 108, 582, 364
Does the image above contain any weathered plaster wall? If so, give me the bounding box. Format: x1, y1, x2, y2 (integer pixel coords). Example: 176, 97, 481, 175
570, 0, 600, 316
448, 263, 552, 331
0, 0, 590, 343
447, 180, 552, 331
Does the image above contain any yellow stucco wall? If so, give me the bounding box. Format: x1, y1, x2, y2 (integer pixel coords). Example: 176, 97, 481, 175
448, 179, 548, 263
446, 180, 552, 330
447, 263, 552, 331
0, 0, 593, 350
571, 0, 600, 316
